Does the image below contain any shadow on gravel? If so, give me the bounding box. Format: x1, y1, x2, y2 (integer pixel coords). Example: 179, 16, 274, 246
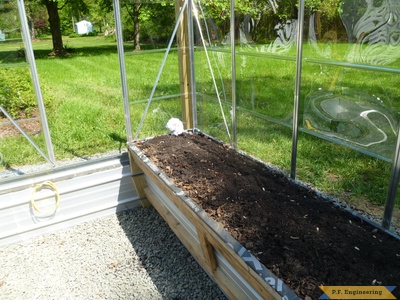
117, 207, 227, 300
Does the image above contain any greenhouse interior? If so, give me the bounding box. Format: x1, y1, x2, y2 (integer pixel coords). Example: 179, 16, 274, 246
1, 0, 400, 299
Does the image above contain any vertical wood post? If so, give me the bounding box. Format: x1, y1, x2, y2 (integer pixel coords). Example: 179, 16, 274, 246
128, 151, 151, 207
175, 0, 193, 129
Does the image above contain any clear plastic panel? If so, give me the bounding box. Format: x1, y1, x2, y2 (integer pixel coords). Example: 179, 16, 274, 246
301, 64, 399, 159
233, 1, 298, 163
0, 0, 26, 66
0, 2, 49, 179
194, 0, 233, 143
0, 66, 48, 177
126, 50, 182, 139
236, 111, 293, 173
122, 1, 176, 52
299, 0, 400, 229
125, 1, 188, 140
302, 0, 400, 160
296, 130, 394, 218
195, 48, 233, 142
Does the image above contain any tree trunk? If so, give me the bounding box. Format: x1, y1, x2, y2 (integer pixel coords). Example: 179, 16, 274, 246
133, 2, 141, 51
28, 16, 36, 39
43, 0, 65, 56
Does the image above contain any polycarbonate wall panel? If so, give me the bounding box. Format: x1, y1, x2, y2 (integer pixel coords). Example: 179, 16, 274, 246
301, 0, 400, 160
193, 0, 233, 143
126, 50, 182, 139
0, 0, 50, 178
125, 1, 193, 140
301, 64, 399, 159
232, 3, 299, 171
195, 48, 233, 142
297, 0, 400, 229
0, 0, 25, 66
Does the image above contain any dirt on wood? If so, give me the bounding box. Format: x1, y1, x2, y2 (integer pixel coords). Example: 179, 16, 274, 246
136, 132, 400, 299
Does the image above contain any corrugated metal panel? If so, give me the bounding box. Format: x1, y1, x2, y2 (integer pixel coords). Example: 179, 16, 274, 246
0, 153, 141, 248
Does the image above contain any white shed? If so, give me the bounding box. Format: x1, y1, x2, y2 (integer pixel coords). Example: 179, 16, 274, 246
74, 20, 93, 35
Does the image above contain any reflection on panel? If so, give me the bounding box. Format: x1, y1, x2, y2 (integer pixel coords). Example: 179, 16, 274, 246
344, 0, 400, 66
307, 0, 400, 67
303, 0, 400, 160
303, 87, 398, 157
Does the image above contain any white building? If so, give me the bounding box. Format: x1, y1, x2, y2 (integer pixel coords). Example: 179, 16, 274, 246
74, 20, 93, 35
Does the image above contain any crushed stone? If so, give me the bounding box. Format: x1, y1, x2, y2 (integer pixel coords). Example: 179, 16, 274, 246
0, 207, 227, 300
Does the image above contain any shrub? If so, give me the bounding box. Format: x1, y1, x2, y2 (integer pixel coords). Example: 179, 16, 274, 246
85, 31, 98, 37
68, 32, 80, 38
0, 68, 37, 119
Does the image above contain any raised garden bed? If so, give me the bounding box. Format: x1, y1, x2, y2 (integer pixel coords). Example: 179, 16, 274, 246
128, 131, 400, 300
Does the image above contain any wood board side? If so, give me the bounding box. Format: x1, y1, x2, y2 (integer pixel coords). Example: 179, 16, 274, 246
129, 148, 281, 300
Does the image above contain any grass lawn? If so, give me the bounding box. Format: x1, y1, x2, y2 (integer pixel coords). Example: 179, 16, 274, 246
0, 36, 399, 225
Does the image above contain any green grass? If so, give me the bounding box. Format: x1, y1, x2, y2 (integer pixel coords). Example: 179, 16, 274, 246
0, 37, 399, 224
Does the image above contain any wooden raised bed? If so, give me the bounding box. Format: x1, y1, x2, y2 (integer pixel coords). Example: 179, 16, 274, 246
127, 132, 400, 300
128, 137, 300, 300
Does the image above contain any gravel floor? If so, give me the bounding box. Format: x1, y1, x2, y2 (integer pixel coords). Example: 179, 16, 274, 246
0, 207, 227, 300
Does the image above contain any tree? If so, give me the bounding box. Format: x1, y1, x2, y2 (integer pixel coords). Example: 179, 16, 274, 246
122, 0, 141, 50
99, 0, 175, 50
33, 0, 87, 56
0, 0, 13, 13
25, 1, 47, 39
86, 0, 114, 33
0, 0, 16, 31
41, 0, 65, 55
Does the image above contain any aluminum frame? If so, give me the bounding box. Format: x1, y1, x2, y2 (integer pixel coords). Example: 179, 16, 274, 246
16, 0, 56, 164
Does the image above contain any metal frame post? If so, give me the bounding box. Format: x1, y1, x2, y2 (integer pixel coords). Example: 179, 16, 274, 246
17, 0, 56, 165
290, 0, 305, 179
113, 0, 133, 142
383, 127, 400, 229
230, 0, 237, 149
188, 0, 197, 130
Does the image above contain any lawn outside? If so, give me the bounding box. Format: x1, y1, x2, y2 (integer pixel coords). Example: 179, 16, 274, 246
0, 36, 398, 230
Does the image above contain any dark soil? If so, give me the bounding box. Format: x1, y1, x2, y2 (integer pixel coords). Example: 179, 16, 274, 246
136, 133, 400, 299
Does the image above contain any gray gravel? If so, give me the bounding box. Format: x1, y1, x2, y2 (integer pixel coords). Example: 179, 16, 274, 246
0, 207, 227, 300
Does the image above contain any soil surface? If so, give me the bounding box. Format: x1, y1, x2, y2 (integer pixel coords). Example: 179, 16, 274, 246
0, 117, 41, 138
136, 133, 400, 299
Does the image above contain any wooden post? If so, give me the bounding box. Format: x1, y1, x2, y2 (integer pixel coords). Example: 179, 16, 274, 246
175, 0, 193, 129
128, 151, 151, 207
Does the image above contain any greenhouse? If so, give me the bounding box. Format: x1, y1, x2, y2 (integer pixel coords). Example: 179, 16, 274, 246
0, 0, 399, 299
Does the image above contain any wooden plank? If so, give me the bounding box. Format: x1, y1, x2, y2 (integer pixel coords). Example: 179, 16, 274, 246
175, 0, 193, 129
129, 148, 281, 300
144, 187, 243, 300
128, 150, 144, 176
128, 150, 151, 207
197, 226, 218, 273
